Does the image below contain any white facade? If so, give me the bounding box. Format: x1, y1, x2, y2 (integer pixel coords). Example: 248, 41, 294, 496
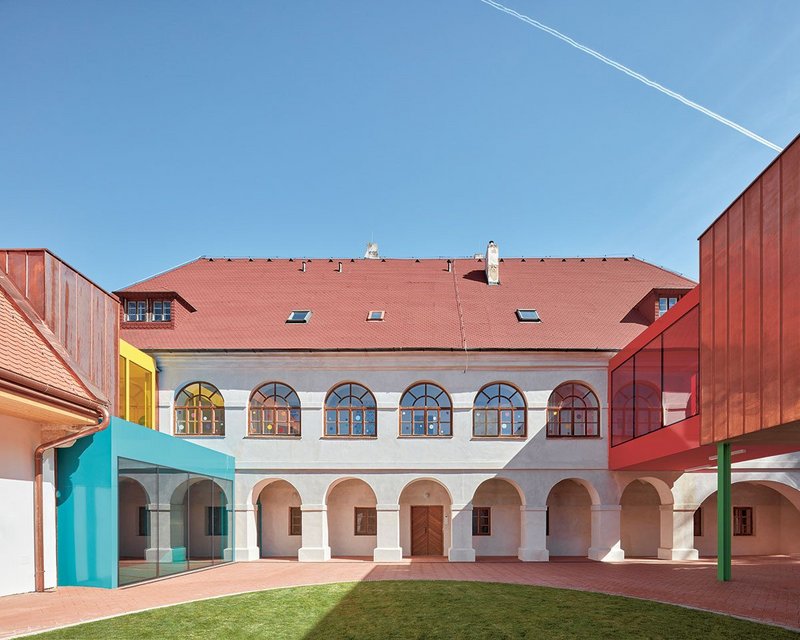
0, 416, 58, 597
151, 351, 800, 564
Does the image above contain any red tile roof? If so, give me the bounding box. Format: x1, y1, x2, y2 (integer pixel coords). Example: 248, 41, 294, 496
118, 257, 695, 352
0, 277, 96, 401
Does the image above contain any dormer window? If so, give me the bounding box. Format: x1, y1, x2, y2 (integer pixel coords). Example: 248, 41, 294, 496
287, 310, 311, 323
658, 297, 679, 317
516, 309, 541, 322
124, 299, 172, 323
367, 310, 385, 321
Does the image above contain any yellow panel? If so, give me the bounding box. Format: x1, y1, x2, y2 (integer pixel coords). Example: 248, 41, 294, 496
119, 339, 157, 429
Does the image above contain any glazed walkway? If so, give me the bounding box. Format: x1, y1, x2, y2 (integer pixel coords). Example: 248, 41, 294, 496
1, 556, 799, 638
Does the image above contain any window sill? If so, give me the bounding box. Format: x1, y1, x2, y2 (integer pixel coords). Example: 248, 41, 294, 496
470, 436, 527, 441
397, 435, 454, 439
245, 435, 302, 440
320, 436, 378, 440
545, 435, 602, 439
174, 434, 226, 438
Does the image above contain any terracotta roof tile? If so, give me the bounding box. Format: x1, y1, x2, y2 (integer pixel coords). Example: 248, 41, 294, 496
118, 257, 695, 351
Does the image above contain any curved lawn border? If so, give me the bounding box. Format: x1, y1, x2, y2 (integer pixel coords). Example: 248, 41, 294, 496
10, 578, 800, 639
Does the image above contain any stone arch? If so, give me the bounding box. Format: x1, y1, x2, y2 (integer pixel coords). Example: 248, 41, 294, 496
398, 478, 453, 557
118, 477, 150, 561
620, 479, 665, 557
470, 478, 523, 557
326, 477, 379, 558
255, 478, 303, 559
545, 478, 595, 557
619, 476, 674, 506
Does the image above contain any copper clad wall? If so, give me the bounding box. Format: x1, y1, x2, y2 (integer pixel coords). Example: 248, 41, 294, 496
699, 138, 800, 445
0, 249, 119, 411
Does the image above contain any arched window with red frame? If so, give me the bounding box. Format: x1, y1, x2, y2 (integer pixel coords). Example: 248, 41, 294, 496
249, 382, 301, 436
399, 382, 452, 437
546, 382, 599, 437
174, 382, 225, 436
325, 383, 377, 437
473, 383, 527, 437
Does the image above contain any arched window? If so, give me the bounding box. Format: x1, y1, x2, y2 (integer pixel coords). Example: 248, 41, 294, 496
612, 382, 661, 442
325, 383, 377, 437
546, 382, 599, 437
473, 383, 527, 437
249, 383, 301, 436
399, 382, 452, 437
174, 382, 225, 436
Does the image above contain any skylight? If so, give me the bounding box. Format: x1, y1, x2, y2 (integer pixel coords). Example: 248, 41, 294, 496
516, 309, 541, 322
287, 310, 312, 323
367, 310, 385, 321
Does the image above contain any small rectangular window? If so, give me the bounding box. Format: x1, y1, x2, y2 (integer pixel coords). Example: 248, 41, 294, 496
733, 506, 753, 536
516, 309, 541, 322
287, 310, 312, 323
658, 296, 680, 317
138, 506, 150, 537
126, 300, 147, 322
367, 310, 385, 321
693, 507, 702, 537
472, 507, 491, 536
546, 506, 549, 536
289, 506, 302, 536
153, 300, 172, 322
354, 507, 377, 535
205, 506, 228, 536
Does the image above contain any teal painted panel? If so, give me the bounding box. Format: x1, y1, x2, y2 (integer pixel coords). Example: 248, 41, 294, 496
57, 417, 235, 588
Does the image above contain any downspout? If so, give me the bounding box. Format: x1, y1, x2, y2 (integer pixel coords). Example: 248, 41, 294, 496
33, 404, 111, 592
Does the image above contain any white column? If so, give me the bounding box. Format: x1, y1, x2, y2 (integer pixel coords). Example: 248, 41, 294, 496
232, 503, 260, 561
374, 504, 403, 562
518, 506, 549, 562
448, 504, 476, 562
145, 503, 175, 562
298, 504, 331, 562
588, 504, 625, 562
658, 504, 699, 560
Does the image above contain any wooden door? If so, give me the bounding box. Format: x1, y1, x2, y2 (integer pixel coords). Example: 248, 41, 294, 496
411, 506, 444, 556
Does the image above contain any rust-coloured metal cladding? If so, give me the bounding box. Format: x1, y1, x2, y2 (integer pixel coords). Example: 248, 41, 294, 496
0, 249, 119, 413
699, 135, 800, 445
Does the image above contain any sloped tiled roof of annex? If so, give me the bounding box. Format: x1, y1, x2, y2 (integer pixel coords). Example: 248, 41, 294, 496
117, 256, 695, 352
0, 278, 96, 401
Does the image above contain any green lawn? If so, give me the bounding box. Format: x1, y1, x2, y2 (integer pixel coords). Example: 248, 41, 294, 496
29, 581, 797, 640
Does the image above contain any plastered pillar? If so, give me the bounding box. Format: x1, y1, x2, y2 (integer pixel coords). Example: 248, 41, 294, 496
658, 504, 699, 560
374, 504, 403, 562
448, 504, 476, 562
144, 503, 174, 562
298, 504, 331, 562
588, 504, 625, 562
518, 506, 549, 561
233, 503, 260, 561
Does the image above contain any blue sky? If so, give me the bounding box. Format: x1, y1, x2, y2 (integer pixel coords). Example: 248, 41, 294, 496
2, 1, 799, 290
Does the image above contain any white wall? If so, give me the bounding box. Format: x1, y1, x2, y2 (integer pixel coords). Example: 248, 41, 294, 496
472, 479, 521, 556
620, 481, 661, 557
546, 480, 592, 556
695, 484, 800, 556
327, 479, 377, 557
258, 480, 302, 558
0, 416, 57, 597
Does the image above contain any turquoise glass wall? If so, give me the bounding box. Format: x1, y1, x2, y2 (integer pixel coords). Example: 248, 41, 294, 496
57, 418, 235, 588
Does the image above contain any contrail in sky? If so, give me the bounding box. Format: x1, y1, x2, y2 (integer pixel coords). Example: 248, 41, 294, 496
478, 0, 784, 152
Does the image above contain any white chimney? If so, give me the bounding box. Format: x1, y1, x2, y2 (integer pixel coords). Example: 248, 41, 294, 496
485, 240, 499, 285
365, 242, 379, 259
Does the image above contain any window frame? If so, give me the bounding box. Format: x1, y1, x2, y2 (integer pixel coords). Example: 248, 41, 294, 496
287, 310, 312, 323
546, 381, 601, 438
354, 507, 378, 536
472, 507, 491, 536
138, 506, 150, 537
733, 506, 754, 536
205, 505, 228, 537
174, 382, 225, 437
324, 382, 378, 438
367, 310, 385, 321
248, 382, 302, 437
289, 506, 302, 536
398, 382, 453, 437
472, 382, 527, 438
124, 299, 173, 323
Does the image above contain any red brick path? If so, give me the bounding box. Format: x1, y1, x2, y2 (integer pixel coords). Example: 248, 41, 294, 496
1, 556, 798, 638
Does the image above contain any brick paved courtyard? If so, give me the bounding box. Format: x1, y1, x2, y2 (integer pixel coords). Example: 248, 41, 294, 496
1, 556, 798, 638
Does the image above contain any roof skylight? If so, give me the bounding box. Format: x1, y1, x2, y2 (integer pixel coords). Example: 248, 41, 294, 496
367, 310, 385, 321
516, 309, 541, 322
287, 310, 312, 323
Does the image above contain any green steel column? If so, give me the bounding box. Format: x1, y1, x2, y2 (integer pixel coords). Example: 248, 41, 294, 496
717, 442, 732, 581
